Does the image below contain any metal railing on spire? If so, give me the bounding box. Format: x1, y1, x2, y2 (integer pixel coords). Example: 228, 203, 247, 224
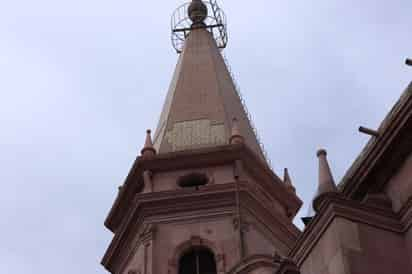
221, 52, 274, 170
171, 0, 227, 53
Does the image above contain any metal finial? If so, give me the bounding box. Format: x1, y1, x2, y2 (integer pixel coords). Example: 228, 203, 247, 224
171, 0, 227, 53
188, 0, 208, 25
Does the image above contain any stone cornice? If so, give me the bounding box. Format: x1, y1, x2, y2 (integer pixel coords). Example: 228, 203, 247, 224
340, 82, 412, 200
102, 183, 300, 273
104, 143, 301, 233
289, 193, 405, 267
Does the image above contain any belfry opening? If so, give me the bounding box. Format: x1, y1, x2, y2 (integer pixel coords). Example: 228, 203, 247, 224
178, 247, 217, 274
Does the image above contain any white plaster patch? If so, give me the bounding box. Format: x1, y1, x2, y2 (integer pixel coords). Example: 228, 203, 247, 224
166, 119, 226, 151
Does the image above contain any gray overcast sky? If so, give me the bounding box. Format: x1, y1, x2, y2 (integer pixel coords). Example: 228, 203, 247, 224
0, 0, 411, 273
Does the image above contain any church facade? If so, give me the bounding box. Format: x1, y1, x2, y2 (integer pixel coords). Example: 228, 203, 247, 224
101, 1, 412, 273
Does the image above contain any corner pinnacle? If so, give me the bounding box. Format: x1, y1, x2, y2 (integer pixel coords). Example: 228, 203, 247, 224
141, 129, 156, 158
313, 149, 338, 211
283, 168, 296, 193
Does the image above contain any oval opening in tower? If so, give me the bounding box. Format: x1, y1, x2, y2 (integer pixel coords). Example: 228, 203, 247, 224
178, 173, 209, 189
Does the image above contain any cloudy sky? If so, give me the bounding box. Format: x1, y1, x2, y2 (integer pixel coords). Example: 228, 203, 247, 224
1, 0, 411, 273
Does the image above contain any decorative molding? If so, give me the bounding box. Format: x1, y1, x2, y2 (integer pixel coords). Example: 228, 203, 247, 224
102, 145, 302, 273
104, 144, 301, 233
139, 223, 157, 243
102, 180, 301, 273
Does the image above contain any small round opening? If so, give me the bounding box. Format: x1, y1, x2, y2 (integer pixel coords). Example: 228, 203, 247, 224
178, 173, 209, 189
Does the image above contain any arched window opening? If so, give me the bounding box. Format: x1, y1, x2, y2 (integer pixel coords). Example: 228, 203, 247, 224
178, 247, 217, 274
177, 173, 209, 190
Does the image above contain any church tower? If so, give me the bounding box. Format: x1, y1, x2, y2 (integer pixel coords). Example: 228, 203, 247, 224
102, 1, 302, 273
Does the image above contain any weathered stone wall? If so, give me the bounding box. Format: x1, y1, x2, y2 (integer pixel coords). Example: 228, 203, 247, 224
349, 223, 410, 273
243, 214, 290, 257
300, 217, 412, 274
300, 218, 359, 274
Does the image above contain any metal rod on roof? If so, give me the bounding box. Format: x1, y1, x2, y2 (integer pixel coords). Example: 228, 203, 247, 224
359, 126, 379, 137
406, 58, 412, 66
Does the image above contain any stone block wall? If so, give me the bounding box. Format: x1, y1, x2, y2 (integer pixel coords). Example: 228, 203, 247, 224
299, 217, 411, 274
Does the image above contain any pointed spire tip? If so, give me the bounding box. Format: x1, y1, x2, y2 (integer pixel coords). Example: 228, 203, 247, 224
283, 168, 296, 193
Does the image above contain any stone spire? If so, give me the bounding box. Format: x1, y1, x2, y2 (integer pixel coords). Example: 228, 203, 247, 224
313, 149, 337, 211
152, 24, 267, 164
141, 130, 156, 157
283, 168, 296, 193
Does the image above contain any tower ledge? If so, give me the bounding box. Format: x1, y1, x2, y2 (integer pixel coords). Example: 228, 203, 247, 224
104, 143, 302, 233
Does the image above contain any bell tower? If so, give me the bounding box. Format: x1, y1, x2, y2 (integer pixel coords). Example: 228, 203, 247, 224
101, 1, 302, 274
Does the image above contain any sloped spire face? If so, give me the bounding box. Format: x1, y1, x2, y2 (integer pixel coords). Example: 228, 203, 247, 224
153, 28, 266, 163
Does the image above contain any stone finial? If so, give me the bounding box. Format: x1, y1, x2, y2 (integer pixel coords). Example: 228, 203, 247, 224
141, 130, 156, 157
229, 118, 244, 144
313, 149, 338, 211
283, 168, 296, 193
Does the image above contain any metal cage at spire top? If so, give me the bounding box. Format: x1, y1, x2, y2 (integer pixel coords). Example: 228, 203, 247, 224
171, 0, 228, 53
